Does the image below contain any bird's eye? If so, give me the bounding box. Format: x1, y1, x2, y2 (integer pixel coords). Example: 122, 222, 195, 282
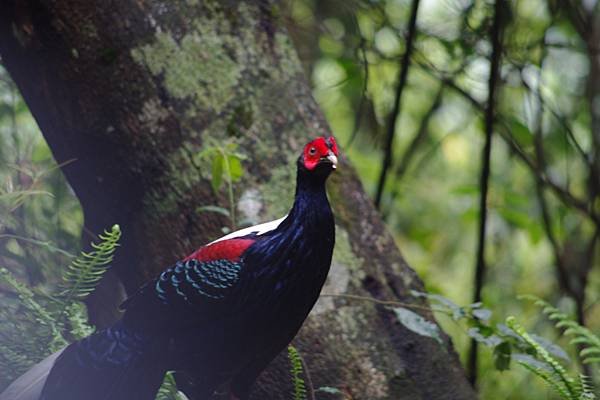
309, 147, 317, 155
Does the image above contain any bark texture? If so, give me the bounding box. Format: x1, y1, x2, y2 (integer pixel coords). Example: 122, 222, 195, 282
0, 1, 476, 399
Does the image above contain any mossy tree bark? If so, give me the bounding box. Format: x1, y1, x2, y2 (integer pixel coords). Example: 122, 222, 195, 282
0, 1, 476, 399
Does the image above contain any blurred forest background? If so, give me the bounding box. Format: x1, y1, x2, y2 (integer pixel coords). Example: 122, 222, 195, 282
1, 0, 600, 398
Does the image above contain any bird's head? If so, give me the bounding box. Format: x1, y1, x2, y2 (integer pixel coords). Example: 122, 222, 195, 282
299, 136, 339, 175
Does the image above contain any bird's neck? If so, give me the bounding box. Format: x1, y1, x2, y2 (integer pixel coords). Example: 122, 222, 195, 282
284, 168, 333, 232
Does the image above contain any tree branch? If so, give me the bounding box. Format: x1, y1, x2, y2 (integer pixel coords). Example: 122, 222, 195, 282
416, 62, 599, 225
383, 85, 443, 218
346, 35, 369, 149
374, 0, 421, 208
468, 0, 505, 386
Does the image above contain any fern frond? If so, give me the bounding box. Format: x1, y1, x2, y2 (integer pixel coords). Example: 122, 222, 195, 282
64, 302, 95, 340
518, 361, 572, 399
576, 375, 596, 399
288, 345, 307, 400
60, 224, 121, 304
0, 341, 36, 387
507, 316, 581, 399
156, 371, 186, 400
0, 268, 67, 351
522, 295, 600, 366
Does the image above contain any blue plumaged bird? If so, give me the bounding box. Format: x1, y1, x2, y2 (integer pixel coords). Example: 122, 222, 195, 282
0, 136, 339, 400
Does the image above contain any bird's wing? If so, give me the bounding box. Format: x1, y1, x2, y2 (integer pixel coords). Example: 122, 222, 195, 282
120, 237, 258, 330
120, 215, 289, 331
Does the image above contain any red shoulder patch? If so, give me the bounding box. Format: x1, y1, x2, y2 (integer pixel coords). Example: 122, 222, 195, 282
184, 238, 255, 262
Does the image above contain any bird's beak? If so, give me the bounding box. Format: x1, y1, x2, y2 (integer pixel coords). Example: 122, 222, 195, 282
326, 151, 338, 169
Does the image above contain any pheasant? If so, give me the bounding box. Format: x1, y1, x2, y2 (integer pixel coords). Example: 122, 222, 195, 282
1, 136, 339, 400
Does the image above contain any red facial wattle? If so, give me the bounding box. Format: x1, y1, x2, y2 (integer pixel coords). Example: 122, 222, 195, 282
303, 136, 339, 170
328, 136, 339, 156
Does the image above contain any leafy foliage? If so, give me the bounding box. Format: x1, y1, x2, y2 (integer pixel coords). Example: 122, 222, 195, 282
392, 306, 443, 345
288, 345, 307, 400
0, 268, 68, 384
292, 0, 600, 396
407, 291, 598, 398
0, 222, 189, 398
507, 317, 595, 400
59, 225, 121, 305
3, 0, 600, 398
196, 141, 246, 232
0, 227, 120, 389
523, 295, 600, 366
156, 372, 187, 400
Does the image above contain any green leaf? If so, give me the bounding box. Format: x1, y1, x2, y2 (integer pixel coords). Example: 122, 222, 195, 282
530, 334, 570, 362
211, 153, 224, 192
64, 302, 95, 340
512, 353, 552, 372
31, 143, 52, 163
493, 341, 512, 371
60, 224, 121, 304
498, 208, 532, 229
410, 291, 464, 320
225, 142, 239, 152
288, 345, 307, 400
156, 371, 186, 400
508, 117, 533, 146
450, 184, 479, 196
0, 190, 53, 201
468, 327, 502, 347
392, 307, 443, 345
0, 234, 75, 258
472, 307, 492, 322
197, 205, 231, 218
0, 267, 68, 351
228, 155, 243, 182
316, 386, 344, 395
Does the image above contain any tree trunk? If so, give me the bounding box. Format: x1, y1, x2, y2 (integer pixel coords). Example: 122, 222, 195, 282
0, 1, 476, 399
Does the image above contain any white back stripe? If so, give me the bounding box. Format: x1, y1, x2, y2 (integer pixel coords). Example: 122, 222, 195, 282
208, 215, 287, 245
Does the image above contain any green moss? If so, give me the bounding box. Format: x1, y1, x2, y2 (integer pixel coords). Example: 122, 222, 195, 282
143, 146, 204, 216
333, 227, 363, 273
131, 27, 241, 114
274, 32, 304, 76
226, 103, 254, 137
130, 1, 305, 135
259, 162, 296, 219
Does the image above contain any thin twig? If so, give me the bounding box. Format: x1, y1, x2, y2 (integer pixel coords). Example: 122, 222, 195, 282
319, 293, 438, 313
346, 34, 369, 149
517, 73, 588, 164
383, 85, 444, 218
417, 62, 599, 224
0, 234, 75, 258
529, 33, 573, 310
374, 0, 421, 208
468, 0, 505, 386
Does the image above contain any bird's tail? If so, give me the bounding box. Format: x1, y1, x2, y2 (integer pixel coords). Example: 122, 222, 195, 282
0, 321, 167, 400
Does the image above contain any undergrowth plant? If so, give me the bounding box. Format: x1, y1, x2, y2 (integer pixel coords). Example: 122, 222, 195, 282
195, 141, 246, 232
321, 291, 599, 399
286, 344, 345, 400
507, 316, 595, 400
0, 224, 121, 388
396, 292, 599, 399
156, 372, 186, 400
288, 345, 308, 400
0, 224, 189, 399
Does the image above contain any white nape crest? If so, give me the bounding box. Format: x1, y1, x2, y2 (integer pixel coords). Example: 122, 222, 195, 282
208, 215, 287, 245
